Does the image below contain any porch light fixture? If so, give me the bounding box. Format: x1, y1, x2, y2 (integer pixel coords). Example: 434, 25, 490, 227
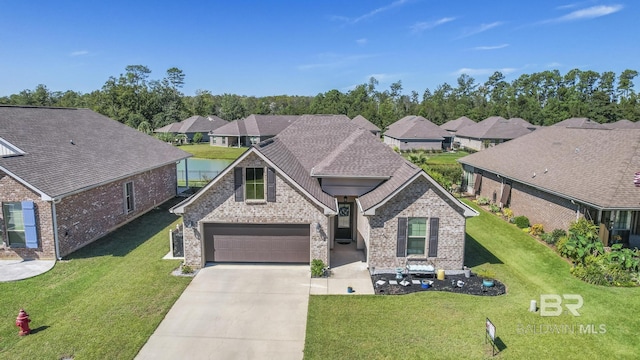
343, 196, 348, 202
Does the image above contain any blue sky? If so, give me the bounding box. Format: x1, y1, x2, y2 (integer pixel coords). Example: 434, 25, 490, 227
0, 1, 636, 97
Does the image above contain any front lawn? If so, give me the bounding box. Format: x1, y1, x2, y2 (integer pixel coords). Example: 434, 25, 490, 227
178, 143, 246, 160
304, 201, 640, 359
0, 200, 191, 359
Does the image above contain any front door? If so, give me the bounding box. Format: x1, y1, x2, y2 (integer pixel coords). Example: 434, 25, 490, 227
335, 202, 352, 243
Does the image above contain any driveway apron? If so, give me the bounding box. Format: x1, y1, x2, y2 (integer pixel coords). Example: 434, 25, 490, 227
136, 264, 310, 360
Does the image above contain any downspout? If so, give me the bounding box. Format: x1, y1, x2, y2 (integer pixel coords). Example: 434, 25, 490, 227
51, 198, 62, 260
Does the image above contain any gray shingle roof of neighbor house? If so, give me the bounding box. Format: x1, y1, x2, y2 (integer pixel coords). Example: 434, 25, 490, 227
440, 116, 476, 132
455, 116, 534, 139
351, 115, 380, 132
552, 117, 609, 129
607, 119, 640, 129
212, 114, 299, 136
154, 115, 227, 134
384, 116, 451, 140
0, 105, 191, 200
173, 114, 477, 216
458, 126, 640, 209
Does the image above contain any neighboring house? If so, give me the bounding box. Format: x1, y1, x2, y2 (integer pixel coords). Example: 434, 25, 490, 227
172, 115, 477, 272
209, 114, 298, 147
440, 116, 476, 136
351, 115, 381, 137
458, 125, 640, 248
0, 106, 190, 260
607, 119, 640, 129
154, 115, 227, 143
552, 117, 609, 129
383, 116, 453, 150
454, 116, 535, 151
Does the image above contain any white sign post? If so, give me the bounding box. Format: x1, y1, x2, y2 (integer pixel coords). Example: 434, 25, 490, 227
486, 318, 497, 356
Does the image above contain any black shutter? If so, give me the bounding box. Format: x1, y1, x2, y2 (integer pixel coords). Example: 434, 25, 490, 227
266, 168, 276, 202
473, 173, 483, 193
234, 167, 243, 202
396, 217, 407, 257
428, 217, 439, 257
500, 183, 512, 206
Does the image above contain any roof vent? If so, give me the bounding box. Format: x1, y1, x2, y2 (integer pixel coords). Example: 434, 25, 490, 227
70, 140, 75, 145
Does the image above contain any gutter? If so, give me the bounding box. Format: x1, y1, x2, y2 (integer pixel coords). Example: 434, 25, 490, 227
50, 199, 62, 260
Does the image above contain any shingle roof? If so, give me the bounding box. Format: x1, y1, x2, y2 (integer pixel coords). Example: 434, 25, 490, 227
455, 116, 533, 139
351, 115, 380, 132
255, 115, 422, 211
607, 119, 640, 129
440, 116, 476, 132
212, 115, 299, 136
155, 115, 227, 134
384, 116, 451, 140
458, 126, 640, 209
0, 106, 191, 199
552, 117, 609, 129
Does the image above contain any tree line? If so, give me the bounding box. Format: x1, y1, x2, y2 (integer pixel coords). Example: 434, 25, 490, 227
1, 65, 638, 132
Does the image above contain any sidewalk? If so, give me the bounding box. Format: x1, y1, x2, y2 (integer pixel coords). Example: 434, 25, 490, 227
0, 259, 56, 282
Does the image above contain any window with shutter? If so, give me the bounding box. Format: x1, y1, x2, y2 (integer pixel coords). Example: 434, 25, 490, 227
22, 201, 38, 249
396, 217, 407, 257
428, 217, 439, 257
266, 168, 276, 202
234, 167, 244, 202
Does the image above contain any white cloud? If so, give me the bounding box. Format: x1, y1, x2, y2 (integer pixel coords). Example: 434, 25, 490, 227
298, 53, 377, 71
332, 0, 410, 24
453, 67, 517, 76
549, 5, 623, 22
473, 44, 509, 51
459, 21, 503, 38
411, 17, 456, 33
356, 38, 368, 45
70, 50, 89, 57
547, 62, 562, 68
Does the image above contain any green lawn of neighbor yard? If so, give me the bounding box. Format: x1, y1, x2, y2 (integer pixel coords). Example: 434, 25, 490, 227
304, 201, 640, 359
178, 143, 246, 160
0, 200, 192, 360
423, 150, 469, 165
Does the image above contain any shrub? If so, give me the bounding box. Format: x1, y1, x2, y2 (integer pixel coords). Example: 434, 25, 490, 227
475, 268, 496, 279
311, 259, 327, 277
570, 255, 637, 287
529, 223, 544, 236
181, 264, 194, 274
489, 204, 500, 213
502, 208, 513, 220
477, 196, 491, 206
549, 229, 567, 244
513, 215, 530, 229
563, 218, 603, 264
192, 132, 204, 143
556, 236, 569, 254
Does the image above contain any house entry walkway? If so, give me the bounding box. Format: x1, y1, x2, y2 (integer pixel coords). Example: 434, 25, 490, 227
0, 259, 56, 282
310, 241, 374, 295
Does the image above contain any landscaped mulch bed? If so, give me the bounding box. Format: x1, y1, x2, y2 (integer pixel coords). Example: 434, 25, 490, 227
371, 273, 506, 296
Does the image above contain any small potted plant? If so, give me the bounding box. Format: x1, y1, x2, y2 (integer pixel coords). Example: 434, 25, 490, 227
476, 268, 496, 288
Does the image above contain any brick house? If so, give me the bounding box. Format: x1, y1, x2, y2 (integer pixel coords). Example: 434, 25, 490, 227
459, 125, 640, 248
383, 116, 453, 151
209, 114, 299, 147
454, 116, 535, 151
172, 115, 477, 273
0, 106, 190, 260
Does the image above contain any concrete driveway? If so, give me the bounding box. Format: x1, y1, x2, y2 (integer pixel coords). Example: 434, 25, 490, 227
136, 264, 310, 360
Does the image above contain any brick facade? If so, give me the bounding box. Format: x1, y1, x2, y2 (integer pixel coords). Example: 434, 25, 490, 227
1, 164, 178, 259
0, 172, 55, 259
364, 176, 466, 271
182, 153, 329, 268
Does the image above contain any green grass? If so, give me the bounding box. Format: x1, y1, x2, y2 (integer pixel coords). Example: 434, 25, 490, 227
177, 143, 246, 160
0, 200, 192, 359
304, 201, 640, 359
424, 150, 469, 165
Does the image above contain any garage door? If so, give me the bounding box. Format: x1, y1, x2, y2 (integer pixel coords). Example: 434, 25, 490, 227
203, 223, 310, 263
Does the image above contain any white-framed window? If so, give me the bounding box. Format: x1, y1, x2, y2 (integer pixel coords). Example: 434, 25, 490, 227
245, 168, 265, 200
222, 137, 226, 145
407, 218, 427, 255
3, 202, 25, 247
124, 182, 135, 213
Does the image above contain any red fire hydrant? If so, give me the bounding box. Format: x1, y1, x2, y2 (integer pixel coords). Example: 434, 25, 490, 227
15, 309, 31, 336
